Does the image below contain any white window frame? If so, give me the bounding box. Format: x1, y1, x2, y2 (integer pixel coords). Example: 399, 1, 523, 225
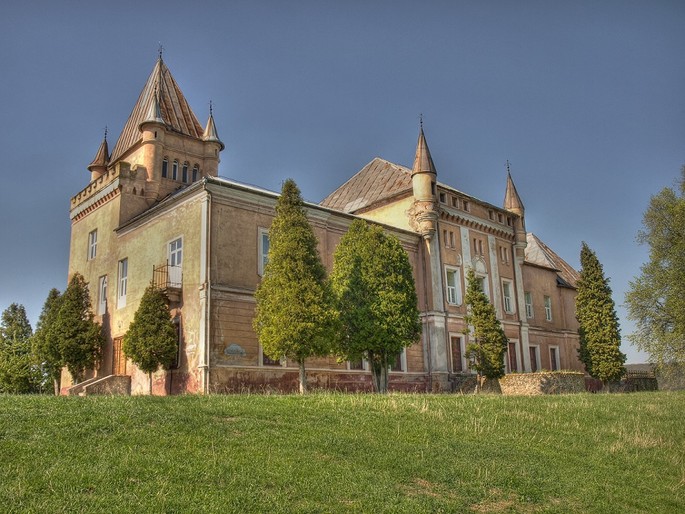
549, 345, 560, 371
258, 227, 270, 276
502, 280, 515, 314
449, 333, 468, 373
117, 258, 128, 308
98, 275, 107, 315
88, 229, 97, 261
169, 237, 183, 268
470, 273, 490, 301
445, 266, 462, 306
347, 358, 368, 371
544, 295, 552, 321
524, 291, 534, 319
390, 348, 407, 373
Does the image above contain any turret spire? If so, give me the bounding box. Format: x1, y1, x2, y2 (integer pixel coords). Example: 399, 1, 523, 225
412, 124, 437, 177
203, 101, 225, 151
503, 162, 525, 217
87, 128, 110, 181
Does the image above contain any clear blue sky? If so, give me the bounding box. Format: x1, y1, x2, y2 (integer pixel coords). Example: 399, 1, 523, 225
1, 1, 683, 364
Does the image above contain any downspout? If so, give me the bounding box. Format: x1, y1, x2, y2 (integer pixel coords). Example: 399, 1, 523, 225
199, 182, 212, 394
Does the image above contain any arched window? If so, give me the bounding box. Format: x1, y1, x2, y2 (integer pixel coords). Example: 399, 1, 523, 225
162, 158, 168, 178
192, 165, 199, 182
172, 160, 178, 180
182, 162, 189, 183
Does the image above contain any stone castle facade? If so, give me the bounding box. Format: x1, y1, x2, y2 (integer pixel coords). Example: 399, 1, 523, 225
64, 58, 583, 395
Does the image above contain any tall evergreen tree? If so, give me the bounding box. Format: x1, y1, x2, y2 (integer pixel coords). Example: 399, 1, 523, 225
330, 219, 421, 393
32, 288, 64, 395
54, 273, 104, 383
576, 242, 625, 387
464, 268, 508, 391
0, 303, 39, 393
253, 179, 335, 393
626, 168, 685, 375
123, 284, 178, 394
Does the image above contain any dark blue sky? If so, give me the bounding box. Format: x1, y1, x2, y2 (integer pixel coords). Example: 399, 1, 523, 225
1, 1, 683, 363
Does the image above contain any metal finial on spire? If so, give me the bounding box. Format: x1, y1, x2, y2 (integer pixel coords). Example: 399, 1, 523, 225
158, 43, 164, 60
209, 100, 213, 116
104, 126, 108, 141
419, 113, 424, 130
506, 159, 511, 175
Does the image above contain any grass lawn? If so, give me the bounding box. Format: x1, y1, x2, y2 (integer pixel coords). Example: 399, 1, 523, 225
0, 391, 683, 513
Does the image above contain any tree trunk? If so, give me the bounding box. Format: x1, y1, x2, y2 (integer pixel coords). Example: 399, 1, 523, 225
149, 372, 153, 395
370, 355, 389, 394
53, 377, 60, 396
298, 359, 307, 394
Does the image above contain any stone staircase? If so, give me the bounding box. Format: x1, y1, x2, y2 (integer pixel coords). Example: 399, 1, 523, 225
68, 375, 131, 396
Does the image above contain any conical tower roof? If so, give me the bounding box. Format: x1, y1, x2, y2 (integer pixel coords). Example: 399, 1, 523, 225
503, 169, 525, 216
110, 58, 204, 163
412, 126, 437, 176
87, 134, 109, 172
203, 109, 225, 150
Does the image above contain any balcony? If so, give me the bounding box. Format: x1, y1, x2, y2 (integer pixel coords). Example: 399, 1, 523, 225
153, 262, 182, 302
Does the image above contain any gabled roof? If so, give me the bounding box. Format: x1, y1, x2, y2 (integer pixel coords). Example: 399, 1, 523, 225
525, 233, 579, 287
320, 157, 413, 213
110, 58, 204, 163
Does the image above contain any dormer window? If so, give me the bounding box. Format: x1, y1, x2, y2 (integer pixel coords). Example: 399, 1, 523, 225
182, 162, 189, 183
172, 160, 179, 180
162, 158, 168, 178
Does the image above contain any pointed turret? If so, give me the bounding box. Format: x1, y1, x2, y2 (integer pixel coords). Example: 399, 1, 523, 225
203, 108, 225, 151
503, 166, 525, 217
140, 90, 165, 127
87, 132, 109, 181
408, 122, 439, 239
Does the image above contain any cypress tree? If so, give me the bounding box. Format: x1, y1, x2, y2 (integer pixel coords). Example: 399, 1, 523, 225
576, 242, 625, 387
54, 273, 104, 383
123, 284, 178, 394
464, 268, 508, 391
330, 219, 421, 393
0, 303, 39, 393
32, 288, 64, 395
253, 179, 335, 393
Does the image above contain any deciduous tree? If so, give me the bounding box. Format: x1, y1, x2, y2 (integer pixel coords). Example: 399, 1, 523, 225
54, 273, 104, 383
464, 268, 507, 391
253, 179, 335, 393
0, 303, 40, 393
626, 168, 685, 375
123, 284, 178, 394
32, 288, 64, 395
576, 242, 625, 386
330, 219, 421, 393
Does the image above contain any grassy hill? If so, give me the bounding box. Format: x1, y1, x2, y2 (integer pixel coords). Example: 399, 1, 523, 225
1, 392, 683, 513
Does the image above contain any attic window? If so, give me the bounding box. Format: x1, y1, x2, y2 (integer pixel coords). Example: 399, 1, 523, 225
507, 217, 512, 226
498, 213, 504, 223
488, 210, 494, 220
462, 200, 470, 212
439, 192, 446, 203
452, 197, 459, 208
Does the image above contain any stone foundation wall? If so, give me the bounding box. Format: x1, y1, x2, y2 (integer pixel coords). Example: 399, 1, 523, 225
499, 372, 585, 395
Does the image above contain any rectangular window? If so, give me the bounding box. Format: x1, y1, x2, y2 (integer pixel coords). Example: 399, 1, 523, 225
500, 246, 509, 264
524, 292, 533, 318
168, 238, 183, 287
172, 161, 178, 180
258, 228, 270, 276
550, 347, 560, 371
88, 229, 97, 260
445, 267, 462, 305
192, 166, 199, 182
452, 197, 459, 208
502, 280, 514, 313
498, 213, 503, 223
443, 229, 448, 247
508, 341, 518, 372
348, 359, 365, 370
544, 296, 552, 321
529, 345, 539, 372
117, 258, 128, 308
449, 231, 455, 248
390, 349, 406, 372
162, 159, 168, 178
262, 350, 280, 366
98, 275, 107, 315
182, 163, 188, 183
462, 200, 469, 211
450, 335, 464, 373
439, 192, 446, 203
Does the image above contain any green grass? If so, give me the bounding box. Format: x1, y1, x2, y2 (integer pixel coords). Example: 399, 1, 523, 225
0, 392, 683, 513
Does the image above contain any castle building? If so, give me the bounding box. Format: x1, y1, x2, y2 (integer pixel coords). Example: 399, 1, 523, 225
64, 58, 582, 395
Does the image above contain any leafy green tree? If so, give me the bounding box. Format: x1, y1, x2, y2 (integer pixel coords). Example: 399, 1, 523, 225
464, 268, 507, 391
32, 288, 64, 395
330, 219, 421, 393
123, 284, 178, 394
0, 303, 40, 393
253, 179, 336, 393
576, 242, 625, 386
626, 168, 685, 374
54, 273, 104, 384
